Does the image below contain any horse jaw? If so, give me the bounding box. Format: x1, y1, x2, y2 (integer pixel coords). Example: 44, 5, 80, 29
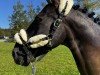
59, 0, 74, 16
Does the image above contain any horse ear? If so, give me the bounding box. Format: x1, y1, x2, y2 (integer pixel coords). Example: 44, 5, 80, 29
59, 0, 74, 16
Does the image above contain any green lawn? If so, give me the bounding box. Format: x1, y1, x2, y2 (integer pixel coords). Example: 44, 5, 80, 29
0, 42, 80, 75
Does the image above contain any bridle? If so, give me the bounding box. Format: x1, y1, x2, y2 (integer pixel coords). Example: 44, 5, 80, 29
18, 2, 68, 75
47, 1, 68, 46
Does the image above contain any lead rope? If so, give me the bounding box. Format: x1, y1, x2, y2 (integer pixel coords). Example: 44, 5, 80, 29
22, 44, 36, 75
30, 62, 36, 75
19, 35, 37, 75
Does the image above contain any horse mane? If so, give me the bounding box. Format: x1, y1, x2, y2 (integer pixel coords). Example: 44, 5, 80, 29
72, 4, 100, 25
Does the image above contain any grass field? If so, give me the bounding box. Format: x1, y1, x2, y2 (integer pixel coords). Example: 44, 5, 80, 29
0, 42, 80, 75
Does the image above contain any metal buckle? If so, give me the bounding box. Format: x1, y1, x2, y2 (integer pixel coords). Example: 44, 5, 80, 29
54, 18, 62, 28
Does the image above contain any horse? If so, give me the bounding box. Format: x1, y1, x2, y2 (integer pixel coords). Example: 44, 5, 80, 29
12, 2, 100, 75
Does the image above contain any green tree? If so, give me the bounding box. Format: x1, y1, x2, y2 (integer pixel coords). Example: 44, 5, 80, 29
27, 3, 36, 23
36, 6, 41, 13
0, 28, 4, 36
79, 0, 100, 10
9, 0, 29, 35
41, 2, 47, 8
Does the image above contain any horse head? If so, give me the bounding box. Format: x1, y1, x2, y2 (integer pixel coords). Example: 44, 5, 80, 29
12, 2, 73, 66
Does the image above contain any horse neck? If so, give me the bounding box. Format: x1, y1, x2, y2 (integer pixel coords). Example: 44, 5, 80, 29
64, 9, 100, 75
65, 9, 100, 46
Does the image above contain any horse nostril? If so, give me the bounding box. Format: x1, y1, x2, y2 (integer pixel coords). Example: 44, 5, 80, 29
21, 55, 30, 66
18, 56, 24, 65
12, 50, 30, 66
12, 51, 21, 65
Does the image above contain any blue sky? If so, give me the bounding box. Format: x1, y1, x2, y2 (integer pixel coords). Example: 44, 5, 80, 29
0, 0, 46, 29
0, 0, 100, 29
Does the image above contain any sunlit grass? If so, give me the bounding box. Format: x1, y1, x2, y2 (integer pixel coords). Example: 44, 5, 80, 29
0, 42, 80, 75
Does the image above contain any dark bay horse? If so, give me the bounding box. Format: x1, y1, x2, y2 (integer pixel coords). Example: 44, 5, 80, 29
12, 3, 100, 75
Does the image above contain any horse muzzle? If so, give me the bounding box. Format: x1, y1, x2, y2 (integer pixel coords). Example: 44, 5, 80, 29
12, 47, 30, 66
13, 29, 52, 66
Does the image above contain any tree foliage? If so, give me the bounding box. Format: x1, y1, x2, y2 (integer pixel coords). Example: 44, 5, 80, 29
27, 3, 36, 23
0, 28, 11, 36
41, 2, 47, 8
9, 0, 44, 35
36, 6, 41, 13
9, 1, 29, 35
77, 0, 100, 10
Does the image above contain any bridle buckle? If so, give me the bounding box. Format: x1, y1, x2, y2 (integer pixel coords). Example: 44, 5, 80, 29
54, 18, 62, 28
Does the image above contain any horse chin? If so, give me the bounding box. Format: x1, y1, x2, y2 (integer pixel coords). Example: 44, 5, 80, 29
12, 46, 30, 66
12, 52, 30, 66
